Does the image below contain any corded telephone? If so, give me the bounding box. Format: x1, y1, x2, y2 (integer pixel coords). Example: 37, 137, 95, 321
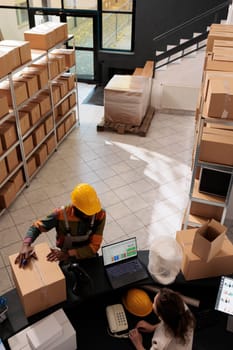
106, 304, 128, 334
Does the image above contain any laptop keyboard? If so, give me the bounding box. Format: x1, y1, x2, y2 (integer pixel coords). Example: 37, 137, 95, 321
108, 260, 144, 276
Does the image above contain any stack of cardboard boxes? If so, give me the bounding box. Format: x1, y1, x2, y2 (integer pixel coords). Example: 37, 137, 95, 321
0, 22, 77, 211
176, 219, 233, 280
183, 23, 233, 226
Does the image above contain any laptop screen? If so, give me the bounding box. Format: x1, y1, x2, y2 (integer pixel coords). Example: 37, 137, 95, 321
102, 237, 138, 266
215, 276, 233, 316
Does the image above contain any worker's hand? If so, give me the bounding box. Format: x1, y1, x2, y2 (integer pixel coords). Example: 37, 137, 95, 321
136, 320, 157, 333
46, 248, 69, 262
129, 328, 144, 349
14, 244, 38, 268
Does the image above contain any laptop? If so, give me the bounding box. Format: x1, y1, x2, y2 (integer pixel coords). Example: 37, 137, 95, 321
101, 237, 150, 289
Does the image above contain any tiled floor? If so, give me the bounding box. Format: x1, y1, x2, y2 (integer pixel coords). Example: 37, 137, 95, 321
0, 82, 198, 295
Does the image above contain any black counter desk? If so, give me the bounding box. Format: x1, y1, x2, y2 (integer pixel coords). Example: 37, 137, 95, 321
1, 251, 233, 349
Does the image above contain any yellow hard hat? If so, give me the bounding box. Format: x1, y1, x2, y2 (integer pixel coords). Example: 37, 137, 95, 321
122, 288, 153, 317
71, 183, 101, 215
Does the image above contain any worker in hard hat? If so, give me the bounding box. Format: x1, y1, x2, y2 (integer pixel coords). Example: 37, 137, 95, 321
15, 183, 106, 268
129, 288, 195, 350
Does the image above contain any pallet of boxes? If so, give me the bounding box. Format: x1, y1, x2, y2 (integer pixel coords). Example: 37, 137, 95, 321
97, 61, 155, 136
176, 219, 233, 280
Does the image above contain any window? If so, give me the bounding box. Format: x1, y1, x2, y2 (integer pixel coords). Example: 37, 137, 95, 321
101, 0, 134, 51
16, 1, 28, 26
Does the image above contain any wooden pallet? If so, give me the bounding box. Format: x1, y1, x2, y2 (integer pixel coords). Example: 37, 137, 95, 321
97, 106, 155, 136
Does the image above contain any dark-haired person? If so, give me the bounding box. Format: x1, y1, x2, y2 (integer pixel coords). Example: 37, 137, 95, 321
129, 288, 195, 350
15, 183, 106, 267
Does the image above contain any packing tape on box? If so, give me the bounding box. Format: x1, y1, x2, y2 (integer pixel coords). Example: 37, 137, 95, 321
32, 258, 50, 308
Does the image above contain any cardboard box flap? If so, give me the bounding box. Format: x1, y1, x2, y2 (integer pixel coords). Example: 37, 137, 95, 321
191, 219, 227, 262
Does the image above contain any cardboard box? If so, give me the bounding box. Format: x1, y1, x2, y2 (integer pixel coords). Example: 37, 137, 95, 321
44, 114, 54, 134
14, 74, 38, 98
45, 134, 56, 154
0, 45, 21, 71
32, 58, 58, 79
199, 132, 233, 166
49, 54, 66, 74
50, 49, 75, 68
0, 121, 17, 149
0, 137, 3, 156
51, 83, 61, 104
191, 219, 227, 262
205, 52, 233, 72
23, 135, 34, 156
33, 91, 51, 117
9, 243, 67, 317
60, 73, 75, 91
64, 114, 73, 133
0, 180, 16, 209
190, 201, 224, 221
35, 144, 47, 166
0, 80, 28, 107
24, 66, 48, 89
9, 168, 25, 193
32, 123, 45, 146
0, 158, 8, 184
24, 26, 56, 50
0, 48, 11, 78
8, 309, 76, 350
27, 156, 37, 177
204, 78, 233, 119
20, 102, 41, 126
5, 147, 19, 173
206, 31, 233, 52
56, 123, 65, 142
176, 229, 233, 280
0, 40, 31, 65
0, 94, 9, 119
69, 92, 76, 108
53, 80, 68, 98
17, 111, 31, 135
57, 98, 69, 116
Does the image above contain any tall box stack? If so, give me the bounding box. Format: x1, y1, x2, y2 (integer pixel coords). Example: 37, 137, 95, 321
176, 219, 233, 280
9, 242, 67, 317
104, 75, 150, 126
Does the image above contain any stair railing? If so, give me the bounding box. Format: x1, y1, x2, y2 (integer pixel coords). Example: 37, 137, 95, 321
153, 1, 231, 73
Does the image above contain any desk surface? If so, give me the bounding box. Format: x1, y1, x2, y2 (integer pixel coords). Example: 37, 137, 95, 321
2, 250, 233, 350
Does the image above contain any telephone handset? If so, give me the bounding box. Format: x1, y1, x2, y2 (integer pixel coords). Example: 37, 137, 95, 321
106, 304, 128, 334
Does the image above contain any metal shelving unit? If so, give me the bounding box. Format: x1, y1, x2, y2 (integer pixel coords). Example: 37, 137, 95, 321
183, 115, 233, 229
0, 35, 79, 216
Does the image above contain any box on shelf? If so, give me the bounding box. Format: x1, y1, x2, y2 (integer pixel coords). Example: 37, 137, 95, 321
39, 21, 68, 44
0, 95, 9, 119
27, 156, 37, 177
14, 74, 39, 98
57, 98, 69, 116
206, 31, 233, 52
0, 40, 31, 65
33, 91, 52, 117
5, 147, 19, 173
0, 48, 11, 78
176, 228, 233, 280
0, 121, 18, 150
24, 25, 56, 50
33, 58, 59, 79
45, 114, 54, 134
205, 51, 233, 72
0, 80, 28, 107
50, 48, 75, 68
8, 309, 76, 350
60, 73, 75, 91
49, 54, 66, 74
17, 111, 31, 135
35, 143, 47, 166
24, 66, 49, 89
32, 123, 46, 146
8, 242, 67, 317
104, 74, 150, 126
51, 83, 61, 104
190, 201, 224, 221
53, 80, 68, 98
23, 135, 34, 156
0, 181, 16, 209
0, 138, 3, 156
203, 78, 233, 119
64, 113, 74, 133
45, 134, 56, 154
56, 123, 65, 142
69, 92, 76, 108
9, 168, 25, 193
199, 131, 233, 166
20, 102, 41, 126
191, 219, 227, 262
0, 158, 7, 184
0, 45, 21, 72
